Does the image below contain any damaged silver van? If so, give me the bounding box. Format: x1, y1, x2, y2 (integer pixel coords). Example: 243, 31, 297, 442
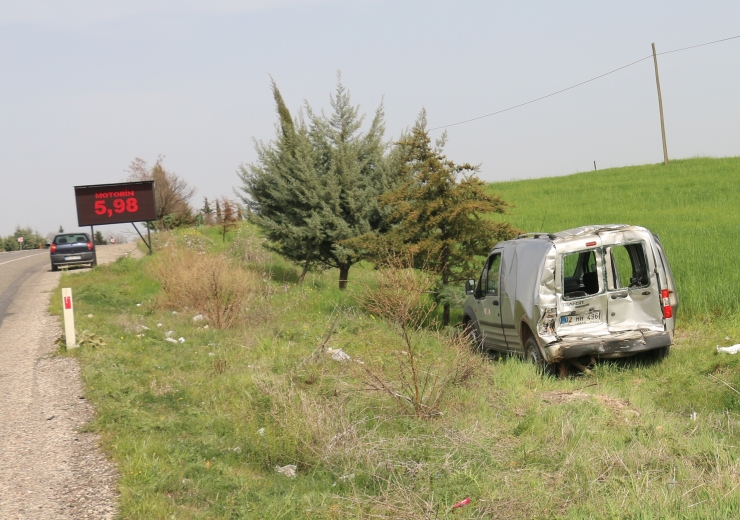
463, 225, 678, 372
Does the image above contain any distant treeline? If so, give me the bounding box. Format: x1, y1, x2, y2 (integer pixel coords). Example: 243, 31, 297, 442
1, 226, 46, 251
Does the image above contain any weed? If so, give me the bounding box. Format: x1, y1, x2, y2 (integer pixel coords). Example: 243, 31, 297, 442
360, 254, 481, 419
148, 236, 262, 328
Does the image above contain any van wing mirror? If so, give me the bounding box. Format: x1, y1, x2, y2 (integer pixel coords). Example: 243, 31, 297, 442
465, 279, 476, 295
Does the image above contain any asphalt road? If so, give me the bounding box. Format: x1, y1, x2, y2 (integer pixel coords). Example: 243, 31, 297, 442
0, 249, 117, 519
0, 251, 49, 326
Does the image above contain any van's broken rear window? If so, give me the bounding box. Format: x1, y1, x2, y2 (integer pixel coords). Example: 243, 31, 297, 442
562, 249, 601, 300
608, 243, 649, 290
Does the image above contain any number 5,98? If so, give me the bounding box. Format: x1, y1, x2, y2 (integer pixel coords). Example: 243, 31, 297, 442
94, 197, 139, 216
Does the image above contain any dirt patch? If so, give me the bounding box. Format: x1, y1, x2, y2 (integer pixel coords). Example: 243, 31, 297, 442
541, 390, 640, 419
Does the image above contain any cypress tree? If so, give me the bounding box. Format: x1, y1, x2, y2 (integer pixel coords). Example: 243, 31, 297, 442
238, 76, 390, 288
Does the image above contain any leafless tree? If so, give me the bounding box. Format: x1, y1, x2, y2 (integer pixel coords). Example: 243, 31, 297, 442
125, 156, 195, 228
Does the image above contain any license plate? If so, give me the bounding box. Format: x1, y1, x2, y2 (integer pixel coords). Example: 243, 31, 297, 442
560, 311, 601, 326
64, 256, 81, 261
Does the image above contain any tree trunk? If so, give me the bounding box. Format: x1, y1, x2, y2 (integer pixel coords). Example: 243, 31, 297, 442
338, 264, 350, 290
298, 260, 310, 284
441, 266, 450, 326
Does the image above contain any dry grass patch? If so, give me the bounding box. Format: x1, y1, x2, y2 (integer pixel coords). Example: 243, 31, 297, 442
148, 234, 264, 328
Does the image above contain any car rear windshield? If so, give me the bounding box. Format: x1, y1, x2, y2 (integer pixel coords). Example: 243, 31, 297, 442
54, 234, 89, 245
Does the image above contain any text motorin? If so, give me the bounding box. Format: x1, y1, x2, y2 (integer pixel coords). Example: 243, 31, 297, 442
95, 190, 136, 199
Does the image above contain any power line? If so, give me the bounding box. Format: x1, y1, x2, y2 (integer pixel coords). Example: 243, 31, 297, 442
429, 35, 740, 132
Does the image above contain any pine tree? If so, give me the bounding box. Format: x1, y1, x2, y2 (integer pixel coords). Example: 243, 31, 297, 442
201, 197, 214, 225
220, 198, 238, 242
238, 76, 391, 288
215, 200, 222, 224
359, 110, 516, 325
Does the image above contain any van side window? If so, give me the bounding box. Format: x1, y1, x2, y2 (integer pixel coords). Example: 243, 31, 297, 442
608, 243, 649, 290
562, 250, 601, 300
486, 254, 501, 296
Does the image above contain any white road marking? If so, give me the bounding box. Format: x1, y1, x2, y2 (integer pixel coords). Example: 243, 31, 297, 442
0, 252, 47, 267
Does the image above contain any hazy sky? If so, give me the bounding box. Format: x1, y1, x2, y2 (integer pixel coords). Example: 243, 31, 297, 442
1, 0, 739, 238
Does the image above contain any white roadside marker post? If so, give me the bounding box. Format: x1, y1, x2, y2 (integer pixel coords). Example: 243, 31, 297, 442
62, 288, 76, 348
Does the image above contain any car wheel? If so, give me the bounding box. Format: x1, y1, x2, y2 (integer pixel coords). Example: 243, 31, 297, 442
51, 263, 59, 272
464, 319, 485, 353
92, 258, 97, 267
525, 336, 555, 376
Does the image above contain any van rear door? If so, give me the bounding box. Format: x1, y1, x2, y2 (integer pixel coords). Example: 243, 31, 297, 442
601, 234, 664, 333
556, 238, 610, 337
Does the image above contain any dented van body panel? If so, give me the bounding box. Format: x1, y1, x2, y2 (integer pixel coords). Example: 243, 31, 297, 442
463, 224, 677, 364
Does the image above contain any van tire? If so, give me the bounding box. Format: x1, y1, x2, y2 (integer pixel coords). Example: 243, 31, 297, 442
464, 319, 485, 353
51, 263, 58, 272
525, 336, 555, 376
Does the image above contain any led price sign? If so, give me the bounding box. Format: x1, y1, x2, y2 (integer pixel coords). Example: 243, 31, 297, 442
74, 181, 157, 226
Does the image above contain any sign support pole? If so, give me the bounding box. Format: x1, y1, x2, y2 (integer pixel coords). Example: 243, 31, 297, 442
132, 222, 153, 254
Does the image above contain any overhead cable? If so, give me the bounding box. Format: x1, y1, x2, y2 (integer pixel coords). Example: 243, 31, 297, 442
429, 34, 740, 131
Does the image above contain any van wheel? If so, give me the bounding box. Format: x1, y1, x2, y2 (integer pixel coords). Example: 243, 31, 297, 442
525, 336, 554, 376
464, 320, 484, 352
51, 264, 58, 272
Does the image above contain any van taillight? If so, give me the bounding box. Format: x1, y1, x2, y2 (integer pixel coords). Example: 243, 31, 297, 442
661, 289, 673, 319
50, 244, 56, 253
87, 241, 93, 251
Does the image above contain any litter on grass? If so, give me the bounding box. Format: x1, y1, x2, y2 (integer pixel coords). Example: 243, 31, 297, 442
452, 497, 471, 509
257, 427, 265, 436
717, 344, 740, 355
327, 348, 351, 362
157, 323, 163, 327
165, 338, 178, 344
165, 331, 174, 338
178, 337, 185, 343
141, 325, 150, 330
275, 464, 297, 478
193, 314, 205, 322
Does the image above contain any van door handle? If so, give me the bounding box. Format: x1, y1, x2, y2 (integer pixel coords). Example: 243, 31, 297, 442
642, 291, 650, 296
492, 300, 499, 306
611, 293, 628, 300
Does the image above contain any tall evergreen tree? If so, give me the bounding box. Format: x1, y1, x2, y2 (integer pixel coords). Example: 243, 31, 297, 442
355, 110, 516, 325
237, 76, 390, 288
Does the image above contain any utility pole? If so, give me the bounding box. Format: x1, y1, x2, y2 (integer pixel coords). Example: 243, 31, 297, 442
652, 43, 669, 165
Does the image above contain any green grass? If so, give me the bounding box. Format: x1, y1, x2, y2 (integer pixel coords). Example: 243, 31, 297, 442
487, 156, 740, 321
53, 159, 740, 519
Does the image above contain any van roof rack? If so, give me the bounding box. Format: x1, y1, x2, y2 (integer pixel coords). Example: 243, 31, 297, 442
516, 233, 558, 240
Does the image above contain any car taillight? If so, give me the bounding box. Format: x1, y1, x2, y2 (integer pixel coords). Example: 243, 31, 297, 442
87, 241, 93, 251
50, 244, 56, 253
661, 289, 673, 319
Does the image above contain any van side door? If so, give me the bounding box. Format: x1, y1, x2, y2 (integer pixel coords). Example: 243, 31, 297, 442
476, 253, 509, 351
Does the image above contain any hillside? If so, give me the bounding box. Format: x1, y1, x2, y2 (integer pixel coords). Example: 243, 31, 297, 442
488, 157, 740, 321
51, 160, 740, 519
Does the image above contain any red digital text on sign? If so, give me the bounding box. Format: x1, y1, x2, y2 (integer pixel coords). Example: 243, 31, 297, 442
93, 190, 140, 218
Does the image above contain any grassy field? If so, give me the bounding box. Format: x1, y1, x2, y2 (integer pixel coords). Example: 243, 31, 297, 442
488, 156, 740, 321
52, 157, 740, 519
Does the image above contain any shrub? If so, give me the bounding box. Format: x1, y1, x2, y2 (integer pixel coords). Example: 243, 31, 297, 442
360, 254, 481, 419
149, 237, 261, 328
